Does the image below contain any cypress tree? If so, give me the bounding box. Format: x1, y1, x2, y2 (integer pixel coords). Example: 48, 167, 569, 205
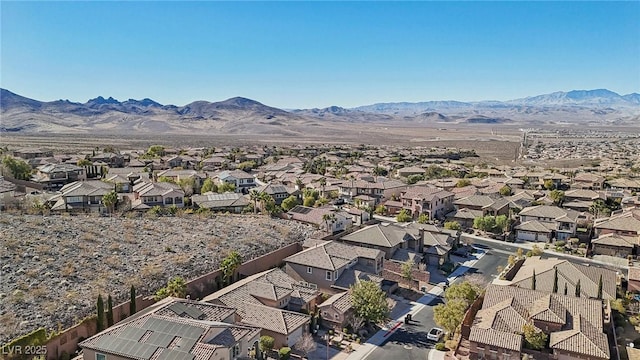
130, 285, 137, 316
96, 294, 105, 332
597, 274, 603, 300
107, 294, 114, 327
552, 268, 558, 293
575, 279, 581, 297
531, 270, 536, 290
564, 283, 568, 296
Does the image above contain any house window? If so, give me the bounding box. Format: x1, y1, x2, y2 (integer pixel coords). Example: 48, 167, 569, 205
326, 271, 332, 281
335, 314, 339, 319
66, 196, 83, 203
307, 267, 312, 274
165, 197, 174, 204
96, 354, 107, 360
334, 271, 338, 279
175, 197, 183, 204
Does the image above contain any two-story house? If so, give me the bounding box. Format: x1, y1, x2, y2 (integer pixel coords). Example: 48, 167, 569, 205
398, 185, 455, 221
32, 163, 86, 190
468, 285, 610, 360
573, 172, 606, 190
80, 297, 262, 360
90, 152, 125, 168
203, 268, 316, 348
339, 222, 410, 259
284, 240, 384, 294
156, 169, 206, 194
515, 205, 583, 242
12, 147, 54, 160
563, 189, 604, 212
287, 205, 351, 234
453, 194, 511, 217
216, 170, 256, 194
252, 183, 296, 205
131, 180, 185, 210
49, 180, 115, 213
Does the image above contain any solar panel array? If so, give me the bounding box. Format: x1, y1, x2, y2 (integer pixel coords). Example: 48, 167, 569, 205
290, 206, 313, 214
118, 327, 148, 342
206, 192, 239, 201
158, 349, 195, 360
142, 317, 205, 340
168, 302, 206, 320
145, 331, 175, 348
96, 335, 158, 360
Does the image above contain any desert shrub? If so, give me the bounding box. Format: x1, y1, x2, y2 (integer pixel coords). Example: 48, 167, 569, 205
435, 342, 446, 351
279, 347, 291, 360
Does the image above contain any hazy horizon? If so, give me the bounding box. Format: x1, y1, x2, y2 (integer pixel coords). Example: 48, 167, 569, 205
2, 1, 639, 108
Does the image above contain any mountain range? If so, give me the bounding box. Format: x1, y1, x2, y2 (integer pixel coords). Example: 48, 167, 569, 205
1, 88, 639, 135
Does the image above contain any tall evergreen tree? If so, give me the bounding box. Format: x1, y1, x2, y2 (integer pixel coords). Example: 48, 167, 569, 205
575, 279, 581, 297
96, 294, 105, 332
564, 283, 568, 296
107, 294, 114, 327
531, 270, 537, 290
597, 274, 603, 299
552, 268, 559, 293
130, 285, 137, 316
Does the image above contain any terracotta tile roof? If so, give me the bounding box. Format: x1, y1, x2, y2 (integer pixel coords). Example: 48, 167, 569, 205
469, 327, 522, 352
549, 315, 609, 359
515, 220, 555, 233
519, 205, 582, 223
79, 304, 258, 360
595, 213, 640, 233
401, 186, 454, 201
332, 269, 384, 291
509, 257, 617, 300
319, 291, 353, 313
450, 208, 484, 220
470, 285, 609, 358
201, 268, 316, 334
285, 240, 381, 271
592, 233, 638, 248
340, 223, 407, 248
191, 192, 249, 209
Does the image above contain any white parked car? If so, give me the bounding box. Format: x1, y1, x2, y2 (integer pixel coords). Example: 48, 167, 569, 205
427, 327, 444, 342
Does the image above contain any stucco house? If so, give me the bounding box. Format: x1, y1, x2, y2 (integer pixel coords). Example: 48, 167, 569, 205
203, 268, 316, 348
318, 291, 353, 330
79, 297, 262, 360
468, 285, 610, 360
284, 240, 384, 294
131, 180, 185, 210
399, 185, 455, 221
515, 205, 584, 242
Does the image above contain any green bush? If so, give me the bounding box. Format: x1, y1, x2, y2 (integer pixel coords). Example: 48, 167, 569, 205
435, 342, 447, 351
555, 241, 566, 247
279, 347, 291, 360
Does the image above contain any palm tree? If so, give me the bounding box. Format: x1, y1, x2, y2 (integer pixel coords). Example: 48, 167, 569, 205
102, 190, 118, 215
322, 213, 337, 233
259, 192, 272, 214
295, 177, 304, 191
319, 177, 327, 197
249, 190, 261, 214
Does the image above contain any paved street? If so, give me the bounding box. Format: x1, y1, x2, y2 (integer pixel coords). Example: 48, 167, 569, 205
363, 246, 510, 360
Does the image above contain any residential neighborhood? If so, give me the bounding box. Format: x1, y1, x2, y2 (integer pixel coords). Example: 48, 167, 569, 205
1, 141, 640, 360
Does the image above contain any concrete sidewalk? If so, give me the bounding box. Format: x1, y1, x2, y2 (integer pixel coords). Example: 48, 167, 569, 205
463, 233, 628, 270
345, 249, 487, 360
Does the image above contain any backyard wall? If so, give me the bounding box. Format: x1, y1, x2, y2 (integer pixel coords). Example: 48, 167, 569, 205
41, 242, 303, 360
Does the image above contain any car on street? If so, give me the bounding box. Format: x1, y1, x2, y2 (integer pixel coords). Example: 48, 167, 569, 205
426, 327, 444, 342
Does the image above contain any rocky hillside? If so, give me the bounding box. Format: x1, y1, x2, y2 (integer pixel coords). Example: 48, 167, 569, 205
0, 214, 315, 343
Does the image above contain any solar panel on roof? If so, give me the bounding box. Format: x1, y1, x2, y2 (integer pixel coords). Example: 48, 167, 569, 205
290, 206, 312, 214
95, 335, 158, 360
183, 305, 205, 320
145, 331, 175, 348
143, 317, 204, 340
168, 302, 189, 316
118, 327, 148, 342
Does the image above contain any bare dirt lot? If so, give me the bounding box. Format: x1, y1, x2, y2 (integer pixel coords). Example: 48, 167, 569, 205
0, 213, 315, 342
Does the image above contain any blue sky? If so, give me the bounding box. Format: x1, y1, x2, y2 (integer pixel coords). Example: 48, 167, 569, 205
1, 1, 639, 108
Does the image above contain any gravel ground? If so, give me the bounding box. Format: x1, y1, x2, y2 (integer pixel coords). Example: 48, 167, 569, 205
0, 213, 315, 343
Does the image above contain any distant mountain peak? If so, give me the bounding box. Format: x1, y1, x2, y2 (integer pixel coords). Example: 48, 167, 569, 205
86, 96, 120, 105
